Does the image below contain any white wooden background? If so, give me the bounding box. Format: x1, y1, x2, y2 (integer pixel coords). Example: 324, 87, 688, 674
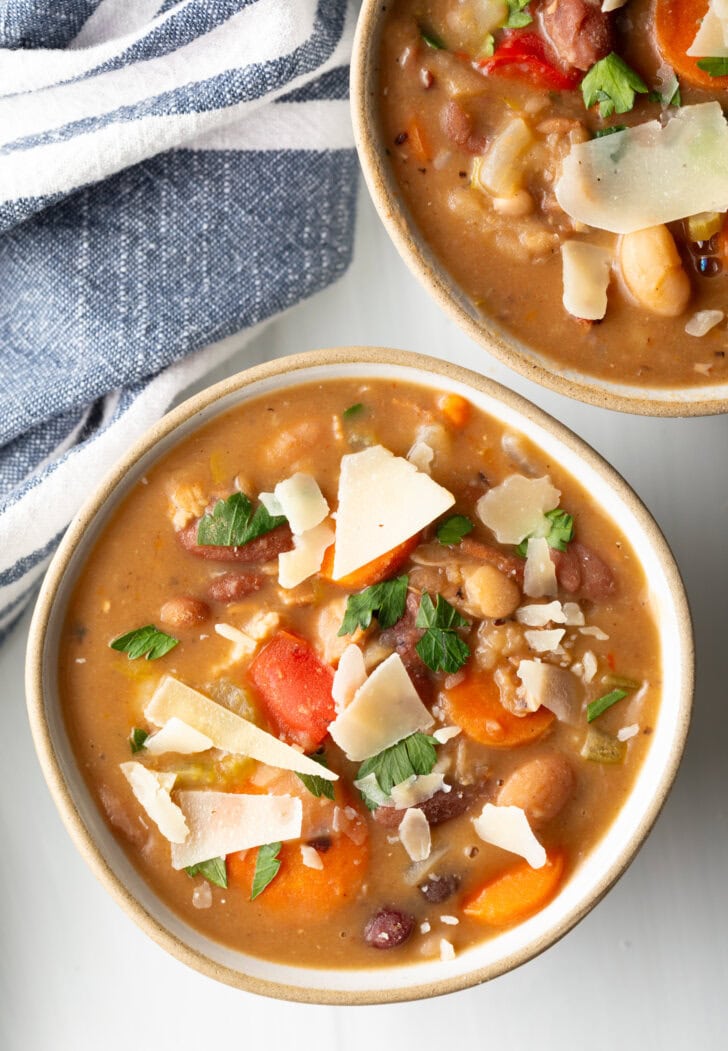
1, 185, 727, 1050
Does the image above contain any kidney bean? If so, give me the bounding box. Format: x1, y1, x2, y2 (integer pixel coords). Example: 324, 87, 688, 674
541, 0, 614, 72
441, 100, 487, 154
208, 571, 266, 603
459, 537, 524, 584
418, 873, 461, 904
551, 543, 616, 599
364, 908, 415, 950
372, 781, 486, 828
178, 521, 293, 563
496, 753, 574, 827
159, 596, 209, 629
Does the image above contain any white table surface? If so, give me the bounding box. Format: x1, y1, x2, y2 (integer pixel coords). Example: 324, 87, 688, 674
2, 184, 727, 1051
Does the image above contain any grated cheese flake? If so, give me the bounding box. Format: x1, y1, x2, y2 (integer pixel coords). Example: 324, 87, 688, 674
561, 241, 612, 321
278, 520, 334, 589
143, 716, 214, 756
120, 761, 188, 843
390, 773, 449, 810
477, 475, 560, 545
399, 807, 432, 862
617, 723, 640, 742
517, 659, 580, 723
270, 472, 329, 535
439, 938, 456, 961
472, 802, 546, 869
524, 628, 566, 653
516, 600, 566, 627
300, 844, 324, 870
332, 643, 368, 713
524, 537, 558, 598
433, 725, 462, 744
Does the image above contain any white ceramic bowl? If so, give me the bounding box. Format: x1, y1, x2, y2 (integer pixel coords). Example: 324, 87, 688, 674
26, 348, 693, 1003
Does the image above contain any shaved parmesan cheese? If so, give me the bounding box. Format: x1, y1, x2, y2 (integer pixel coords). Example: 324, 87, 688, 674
516, 601, 566, 627
582, 651, 598, 684
687, 2, 728, 56
145, 677, 338, 781
390, 773, 448, 809
685, 309, 724, 336
399, 807, 431, 862
328, 653, 434, 761
617, 724, 640, 742
300, 844, 324, 870
477, 475, 560, 545
517, 659, 580, 723
525, 628, 566, 653
170, 791, 302, 869
272, 473, 329, 535
332, 643, 368, 712
556, 104, 728, 234
561, 241, 612, 320
120, 762, 188, 843
433, 725, 461, 744
580, 625, 609, 640
562, 602, 585, 626
331, 446, 454, 580
407, 441, 434, 474
278, 520, 334, 589
524, 537, 558, 598
215, 622, 257, 663
440, 939, 456, 961
472, 802, 546, 869
144, 717, 213, 756
259, 491, 285, 517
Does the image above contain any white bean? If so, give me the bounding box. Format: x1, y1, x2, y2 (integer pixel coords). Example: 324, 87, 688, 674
618, 225, 691, 317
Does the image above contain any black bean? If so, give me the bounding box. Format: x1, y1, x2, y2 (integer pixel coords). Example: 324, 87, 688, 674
418, 873, 460, 904
363, 909, 415, 950
418, 782, 483, 826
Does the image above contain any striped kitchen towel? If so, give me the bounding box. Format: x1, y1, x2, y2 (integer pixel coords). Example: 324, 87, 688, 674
0, 0, 358, 641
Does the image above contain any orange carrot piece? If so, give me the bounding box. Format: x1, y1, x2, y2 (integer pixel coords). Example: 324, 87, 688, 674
407, 118, 430, 162
444, 671, 554, 748
463, 849, 565, 926
320, 532, 420, 590
438, 392, 471, 429
655, 0, 728, 90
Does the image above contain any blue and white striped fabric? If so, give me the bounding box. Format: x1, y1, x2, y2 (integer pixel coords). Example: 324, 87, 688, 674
0, 0, 358, 641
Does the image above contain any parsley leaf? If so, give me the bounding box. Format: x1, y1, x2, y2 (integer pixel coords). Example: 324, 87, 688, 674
516, 508, 574, 558
196, 492, 286, 547
356, 733, 438, 810
581, 53, 648, 118
342, 402, 365, 419
593, 125, 627, 138
110, 625, 178, 660
697, 57, 728, 77
185, 856, 227, 889
415, 592, 470, 674
587, 688, 628, 723
338, 575, 408, 636
296, 751, 335, 801
437, 515, 474, 546
504, 0, 532, 28
129, 727, 149, 753
251, 842, 282, 899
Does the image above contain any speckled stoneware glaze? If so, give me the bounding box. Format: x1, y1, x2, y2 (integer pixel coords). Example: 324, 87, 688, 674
26, 348, 693, 1003
351, 3, 728, 417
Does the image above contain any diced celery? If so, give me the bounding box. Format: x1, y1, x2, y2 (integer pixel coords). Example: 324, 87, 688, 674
687, 211, 723, 242
205, 677, 258, 723
601, 674, 641, 690
580, 726, 626, 764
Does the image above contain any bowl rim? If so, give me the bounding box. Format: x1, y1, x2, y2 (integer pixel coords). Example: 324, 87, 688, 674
25, 346, 694, 1004
349, 1, 728, 419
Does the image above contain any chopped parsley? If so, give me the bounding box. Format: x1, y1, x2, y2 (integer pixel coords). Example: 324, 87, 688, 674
593, 125, 627, 138
196, 492, 286, 547
436, 514, 474, 546
342, 402, 365, 420
582, 53, 648, 118
338, 575, 408, 636
110, 625, 179, 660
516, 508, 574, 558
295, 751, 335, 801
251, 842, 282, 899
129, 727, 149, 753
356, 732, 438, 810
586, 688, 628, 723
185, 856, 227, 889
419, 26, 445, 49
415, 592, 470, 674
504, 0, 532, 28
697, 57, 728, 77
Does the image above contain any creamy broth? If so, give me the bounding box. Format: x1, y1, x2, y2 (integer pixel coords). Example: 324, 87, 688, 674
60, 379, 660, 968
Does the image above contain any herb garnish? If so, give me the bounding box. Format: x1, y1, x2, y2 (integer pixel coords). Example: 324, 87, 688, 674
420, 26, 445, 49
516, 508, 574, 558
593, 125, 627, 138
296, 751, 335, 801
342, 402, 365, 419
356, 733, 438, 810
504, 0, 532, 28
251, 842, 282, 899
129, 727, 149, 753
338, 575, 408, 636
436, 515, 474, 546
196, 492, 286, 547
185, 856, 227, 889
582, 53, 648, 118
415, 593, 470, 674
697, 57, 728, 77
587, 688, 628, 723
110, 625, 179, 660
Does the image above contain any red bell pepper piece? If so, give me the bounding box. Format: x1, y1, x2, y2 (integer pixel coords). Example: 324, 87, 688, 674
478, 31, 582, 91
248, 630, 336, 752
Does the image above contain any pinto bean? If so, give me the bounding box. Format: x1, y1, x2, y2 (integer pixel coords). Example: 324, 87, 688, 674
459, 537, 524, 584
159, 596, 209, 628
208, 572, 266, 603
497, 753, 574, 826
441, 100, 487, 154
178, 521, 293, 563
364, 908, 415, 950
418, 873, 461, 904
463, 563, 521, 619
541, 0, 614, 71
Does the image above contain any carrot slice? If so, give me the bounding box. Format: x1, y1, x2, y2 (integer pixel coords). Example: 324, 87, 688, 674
463, 849, 565, 926
655, 0, 728, 90
407, 118, 430, 162
444, 670, 554, 748
320, 532, 420, 590
438, 392, 471, 429
248, 631, 336, 752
